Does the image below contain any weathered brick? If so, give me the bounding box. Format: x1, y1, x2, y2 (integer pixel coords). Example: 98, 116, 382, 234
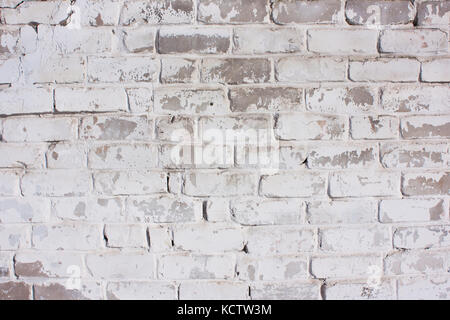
14, 252, 83, 278
159, 27, 230, 54
380, 199, 448, 223
250, 281, 321, 300
278, 144, 308, 170
148, 226, 173, 252
22, 170, 91, 197
0, 198, 50, 223
0, 144, 46, 169
385, 250, 449, 275
94, 170, 167, 196
158, 254, 235, 280
276, 114, 348, 140
123, 28, 155, 53
0, 58, 19, 83
120, 0, 194, 25
2, 117, 77, 142
345, 0, 415, 25
32, 223, 101, 250
201, 58, 271, 84
351, 115, 398, 140
402, 172, 450, 196
308, 29, 378, 54
349, 59, 420, 82
0, 1, 69, 24
380, 30, 447, 55
233, 27, 302, 54
231, 198, 304, 225
204, 198, 231, 222
237, 255, 308, 281
272, 0, 341, 24
0, 171, 20, 196
0, 26, 36, 56
329, 171, 400, 197
381, 142, 449, 168
88, 57, 159, 83
397, 277, 450, 300
325, 280, 395, 300
86, 253, 155, 279
394, 226, 450, 250
320, 226, 391, 253
88, 143, 158, 169
107, 282, 176, 300
76, 0, 122, 26
161, 58, 196, 84
276, 57, 346, 82
34, 281, 103, 300
311, 255, 381, 278
0, 87, 53, 115
0, 224, 29, 250
179, 281, 248, 300
422, 58, 450, 82
0, 281, 31, 300
22, 56, 85, 84
246, 227, 315, 255
260, 172, 327, 197
105, 224, 148, 248
307, 200, 378, 225
382, 86, 450, 113
155, 116, 195, 142
47, 143, 88, 169
416, 1, 450, 26
55, 88, 128, 113
198, 0, 269, 24
126, 87, 153, 113
401, 116, 450, 139
230, 87, 303, 112
184, 172, 257, 197
0, 252, 11, 277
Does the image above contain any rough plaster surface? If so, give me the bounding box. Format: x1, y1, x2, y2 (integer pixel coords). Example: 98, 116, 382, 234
0, 0, 449, 300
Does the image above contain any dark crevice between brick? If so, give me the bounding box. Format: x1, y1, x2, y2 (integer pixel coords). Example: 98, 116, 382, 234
103, 225, 109, 247
202, 200, 208, 221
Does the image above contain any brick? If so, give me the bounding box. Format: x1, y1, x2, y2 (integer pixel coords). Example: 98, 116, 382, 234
402, 172, 450, 196
0, 26, 37, 56
179, 281, 248, 300
52, 197, 125, 223
246, 227, 315, 255
204, 198, 231, 222
320, 226, 391, 253
0, 281, 31, 300
32, 224, 101, 250
80, 115, 152, 141
345, 0, 415, 25
397, 277, 450, 300
272, 0, 341, 24
0, 1, 69, 24
198, 0, 269, 24
329, 171, 400, 198
233, 27, 302, 54
76, 0, 122, 26
0, 198, 50, 223
231, 198, 304, 225
94, 170, 167, 196
307, 200, 378, 225
230, 87, 303, 112
308, 29, 378, 54
173, 224, 244, 253
402, 116, 450, 139
0, 144, 46, 168
148, 226, 173, 252
237, 255, 308, 281
55, 88, 128, 113
416, 1, 450, 26
0, 225, 29, 250
278, 144, 308, 169
47, 143, 88, 169
0, 252, 11, 277
154, 87, 228, 114
88, 143, 158, 169
422, 58, 450, 82
0, 58, 19, 83
184, 172, 257, 197
120, 0, 194, 25
34, 281, 103, 300
260, 172, 326, 197
385, 250, 449, 275
276, 57, 346, 82
381, 86, 450, 113
325, 280, 395, 300
14, 252, 82, 278
276, 114, 348, 140
0, 171, 19, 196
161, 58, 196, 84
159, 27, 230, 54
126, 88, 153, 113
250, 282, 321, 300
22, 170, 91, 197
155, 116, 195, 142
380, 199, 448, 223
123, 28, 155, 53
105, 224, 148, 249
22, 56, 85, 84
127, 196, 201, 223
107, 282, 176, 300
201, 58, 271, 84
0, 87, 52, 115
311, 255, 381, 278
2, 117, 77, 142
380, 30, 447, 55
308, 142, 378, 169
351, 115, 398, 140
349, 59, 420, 82
381, 142, 449, 168
87, 57, 159, 83
86, 253, 155, 279
158, 254, 235, 280
394, 226, 450, 250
